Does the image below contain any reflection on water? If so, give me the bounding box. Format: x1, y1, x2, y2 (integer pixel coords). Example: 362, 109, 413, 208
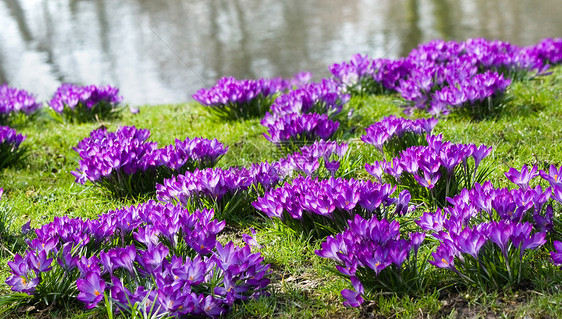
0, 0, 560, 105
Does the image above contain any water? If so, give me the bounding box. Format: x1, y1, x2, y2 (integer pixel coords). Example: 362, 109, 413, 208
1, 0, 560, 105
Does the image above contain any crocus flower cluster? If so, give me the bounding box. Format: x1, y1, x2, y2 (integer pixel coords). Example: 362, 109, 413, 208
316, 215, 425, 306
0, 126, 26, 169
429, 71, 511, 117
262, 113, 339, 151
504, 164, 562, 227
276, 140, 350, 178
409, 39, 545, 76
264, 79, 349, 120
252, 176, 411, 237
329, 54, 411, 95
361, 116, 438, 157
0, 84, 42, 123
418, 182, 549, 289
156, 162, 283, 220
366, 134, 492, 208
330, 38, 562, 116
72, 126, 227, 197
192, 73, 310, 121
260, 78, 350, 151
49, 84, 123, 122
152, 137, 228, 173
526, 38, 562, 65
5, 201, 270, 317
536, 165, 562, 211
462, 38, 546, 77
397, 61, 511, 117
398, 38, 554, 116
504, 164, 562, 255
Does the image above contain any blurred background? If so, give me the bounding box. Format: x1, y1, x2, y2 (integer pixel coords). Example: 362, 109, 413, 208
1, 0, 560, 105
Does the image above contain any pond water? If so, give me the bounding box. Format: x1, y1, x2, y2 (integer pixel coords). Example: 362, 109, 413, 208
1, 0, 560, 105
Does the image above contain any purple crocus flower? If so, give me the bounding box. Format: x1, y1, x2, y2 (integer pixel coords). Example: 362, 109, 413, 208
429, 244, 456, 270
182, 256, 208, 285
504, 165, 538, 189
534, 205, 554, 232
388, 240, 411, 266
414, 170, 440, 189
539, 164, 562, 186
77, 271, 106, 309
365, 161, 388, 183
325, 160, 340, 177
99, 250, 116, 275
57, 242, 78, 271
0, 126, 26, 160
21, 219, 32, 235
138, 243, 169, 274
472, 145, 492, 170
488, 221, 514, 255
112, 245, 137, 274
455, 227, 487, 259
416, 209, 448, 232
262, 113, 340, 147
27, 249, 53, 273
341, 276, 365, 307
360, 248, 391, 275
362, 116, 438, 155
5, 273, 40, 294
394, 190, 411, 216
197, 294, 227, 318
520, 232, 546, 253
8, 254, 31, 278
551, 241, 562, 268
409, 232, 426, 255
317, 234, 351, 264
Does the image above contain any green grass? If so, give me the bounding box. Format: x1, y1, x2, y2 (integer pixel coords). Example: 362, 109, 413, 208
1, 66, 562, 318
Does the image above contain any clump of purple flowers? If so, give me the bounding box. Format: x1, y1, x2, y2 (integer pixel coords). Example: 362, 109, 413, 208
49, 84, 124, 122
5, 201, 270, 317
396, 38, 551, 117
152, 137, 228, 172
263, 79, 349, 120
505, 164, 562, 232
397, 60, 512, 118
366, 135, 492, 208
418, 182, 549, 289
330, 38, 562, 117
193, 73, 310, 121
156, 162, 283, 221
361, 116, 438, 158
0, 84, 42, 123
262, 113, 339, 152
252, 176, 411, 237
429, 71, 511, 118
276, 140, 352, 179
0, 126, 26, 169
461, 38, 546, 79
329, 54, 411, 95
527, 38, 562, 65
259, 79, 351, 153
316, 215, 426, 306
72, 126, 227, 197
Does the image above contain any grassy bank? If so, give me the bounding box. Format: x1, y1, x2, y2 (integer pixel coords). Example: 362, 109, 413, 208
1, 66, 562, 318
